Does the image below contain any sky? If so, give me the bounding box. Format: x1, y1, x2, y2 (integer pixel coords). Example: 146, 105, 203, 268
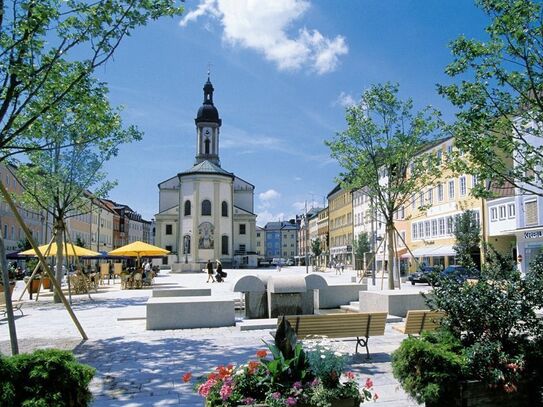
97, 0, 491, 226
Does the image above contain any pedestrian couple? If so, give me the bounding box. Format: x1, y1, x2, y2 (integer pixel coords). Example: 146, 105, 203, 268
206, 259, 227, 283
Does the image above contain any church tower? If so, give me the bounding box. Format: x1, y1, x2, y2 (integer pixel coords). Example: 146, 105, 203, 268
195, 75, 222, 166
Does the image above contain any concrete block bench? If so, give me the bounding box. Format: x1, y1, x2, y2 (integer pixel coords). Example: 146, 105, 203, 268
358, 290, 430, 318
317, 283, 367, 309
152, 288, 211, 297
146, 296, 235, 330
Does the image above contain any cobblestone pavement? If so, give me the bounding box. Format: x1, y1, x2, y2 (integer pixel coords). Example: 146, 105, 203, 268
0, 267, 426, 406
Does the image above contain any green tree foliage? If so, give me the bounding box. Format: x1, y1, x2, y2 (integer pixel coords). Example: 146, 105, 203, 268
452, 210, 481, 270
310, 238, 322, 258
0, 0, 183, 157
15, 76, 141, 302
438, 0, 543, 197
75, 236, 86, 249
326, 82, 443, 289
353, 231, 371, 261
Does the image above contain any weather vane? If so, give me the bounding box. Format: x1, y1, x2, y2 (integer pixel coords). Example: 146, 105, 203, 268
207, 63, 212, 80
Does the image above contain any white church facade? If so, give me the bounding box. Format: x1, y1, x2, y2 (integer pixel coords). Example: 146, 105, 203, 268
155, 77, 257, 271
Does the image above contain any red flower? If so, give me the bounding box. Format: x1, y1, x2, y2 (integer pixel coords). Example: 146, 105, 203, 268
248, 361, 260, 374
256, 349, 267, 358
217, 365, 233, 379
182, 372, 192, 383
345, 371, 356, 381
365, 378, 373, 389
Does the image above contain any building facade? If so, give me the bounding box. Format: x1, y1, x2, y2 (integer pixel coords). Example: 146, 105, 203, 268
327, 184, 353, 267
155, 77, 257, 271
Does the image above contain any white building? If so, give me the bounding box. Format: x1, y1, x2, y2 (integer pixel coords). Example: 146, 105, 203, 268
155, 77, 256, 271
352, 187, 385, 269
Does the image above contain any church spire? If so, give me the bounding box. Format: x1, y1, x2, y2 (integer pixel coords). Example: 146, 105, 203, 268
195, 75, 221, 166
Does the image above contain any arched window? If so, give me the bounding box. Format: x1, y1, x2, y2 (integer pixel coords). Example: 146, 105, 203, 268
221, 235, 229, 255
204, 138, 210, 154
202, 199, 211, 216
183, 235, 191, 254
184, 200, 191, 216
221, 201, 228, 217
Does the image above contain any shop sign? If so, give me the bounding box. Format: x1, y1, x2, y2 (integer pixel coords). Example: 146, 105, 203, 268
524, 230, 543, 239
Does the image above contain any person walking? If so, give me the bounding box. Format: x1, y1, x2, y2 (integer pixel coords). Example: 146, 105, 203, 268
215, 259, 225, 282
206, 259, 215, 283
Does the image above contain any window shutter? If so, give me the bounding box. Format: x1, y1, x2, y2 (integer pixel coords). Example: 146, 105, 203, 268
525, 201, 538, 226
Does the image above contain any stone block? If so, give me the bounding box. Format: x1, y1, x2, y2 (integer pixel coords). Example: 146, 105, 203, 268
268, 275, 306, 293
317, 284, 367, 309
152, 288, 211, 297
146, 296, 235, 330
245, 292, 268, 319
233, 275, 266, 293
358, 291, 429, 317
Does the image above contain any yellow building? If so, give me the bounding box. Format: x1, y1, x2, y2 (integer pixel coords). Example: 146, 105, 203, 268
317, 207, 329, 266
327, 184, 353, 267
255, 226, 265, 256
402, 136, 485, 271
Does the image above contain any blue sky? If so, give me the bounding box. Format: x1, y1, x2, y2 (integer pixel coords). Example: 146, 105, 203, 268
97, 0, 489, 225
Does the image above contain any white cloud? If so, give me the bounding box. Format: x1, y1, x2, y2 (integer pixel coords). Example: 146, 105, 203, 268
293, 176, 302, 181
180, 0, 348, 74
256, 210, 297, 226
334, 91, 356, 108
259, 189, 281, 202
292, 201, 306, 211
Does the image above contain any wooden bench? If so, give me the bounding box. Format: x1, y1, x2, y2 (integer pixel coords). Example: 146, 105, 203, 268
0, 292, 24, 317
279, 312, 387, 359
392, 309, 445, 335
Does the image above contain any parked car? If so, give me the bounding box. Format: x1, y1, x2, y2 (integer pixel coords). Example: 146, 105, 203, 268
407, 266, 435, 285
438, 265, 479, 284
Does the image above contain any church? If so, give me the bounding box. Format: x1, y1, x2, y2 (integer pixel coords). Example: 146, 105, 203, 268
155, 76, 257, 271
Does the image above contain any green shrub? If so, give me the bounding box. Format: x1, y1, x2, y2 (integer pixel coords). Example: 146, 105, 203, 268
0, 349, 95, 407
392, 330, 466, 404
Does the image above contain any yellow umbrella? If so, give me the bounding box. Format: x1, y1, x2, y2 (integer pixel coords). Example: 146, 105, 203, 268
108, 241, 170, 266
19, 242, 101, 257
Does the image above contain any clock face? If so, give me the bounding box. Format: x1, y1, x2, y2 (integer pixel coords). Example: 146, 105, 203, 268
202, 127, 211, 137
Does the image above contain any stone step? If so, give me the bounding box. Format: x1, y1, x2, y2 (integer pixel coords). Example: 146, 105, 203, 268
237, 318, 277, 331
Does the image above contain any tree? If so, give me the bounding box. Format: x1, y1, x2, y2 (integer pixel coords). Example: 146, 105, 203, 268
353, 231, 371, 260
0, 0, 183, 354
452, 210, 481, 271
310, 238, 322, 265
438, 0, 543, 197
75, 236, 86, 249
16, 237, 31, 251
15, 76, 141, 303
327, 83, 443, 289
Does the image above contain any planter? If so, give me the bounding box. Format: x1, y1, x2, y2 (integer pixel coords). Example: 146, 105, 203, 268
29, 279, 41, 294
425, 380, 534, 407
0, 281, 16, 296
41, 277, 51, 289
207, 398, 358, 407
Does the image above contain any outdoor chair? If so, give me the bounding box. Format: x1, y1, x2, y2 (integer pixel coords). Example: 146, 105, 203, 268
133, 272, 143, 289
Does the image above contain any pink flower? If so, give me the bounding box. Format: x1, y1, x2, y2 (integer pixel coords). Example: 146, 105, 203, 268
272, 391, 281, 400
243, 397, 255, 405
286, 396, 297, 406
220, 383, 233, 400
310, 378, 320, 387
293, 381, 302, 389
373, 393, 379, 401
197, 379, 216, 397
345, 371, 356, 381
365, 378, 373, 389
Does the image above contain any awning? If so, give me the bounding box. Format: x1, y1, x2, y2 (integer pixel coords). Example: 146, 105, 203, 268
400, 245, 456, 258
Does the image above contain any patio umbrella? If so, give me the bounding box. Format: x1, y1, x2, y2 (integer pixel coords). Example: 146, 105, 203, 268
19, 242, 100, 257
108, 241, 170, 267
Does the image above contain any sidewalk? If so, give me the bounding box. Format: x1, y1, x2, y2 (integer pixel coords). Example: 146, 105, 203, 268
0, 267, 424, 406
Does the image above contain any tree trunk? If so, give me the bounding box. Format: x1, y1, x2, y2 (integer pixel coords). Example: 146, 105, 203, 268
387, 222, 395, 290
0, 229, 19, 354
54, 221, 64, 303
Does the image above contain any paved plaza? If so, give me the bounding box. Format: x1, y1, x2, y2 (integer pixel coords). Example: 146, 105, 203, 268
0, 267, 427, 406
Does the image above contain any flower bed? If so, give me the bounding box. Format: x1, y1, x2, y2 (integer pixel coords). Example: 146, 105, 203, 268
184, 319, 378, 406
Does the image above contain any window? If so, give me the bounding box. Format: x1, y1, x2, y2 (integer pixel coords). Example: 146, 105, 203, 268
448, 180, 455, 199
239, 244, 246, 252
437, 184, 444, 201
256, 241, 260, 247
472, 175, 478, 187
184, 200, 191, 216
436, 150, 442, 163
411, 194, 416, 209
239, 224, 246, 235
427, 189, 433, 205
431, 220, 438, 236
221, 201, 228, 217
222, 235, 229, 255
165, 224, 173, 235
499, 205, 506, 220
418, 223, 424, 238
439, 218, 445, 235
412, 224, 418, 240
425, 221, 431, 237
419, 193, 424, 208
490, 207, 498, 221
447, 216, 454, 234
525, 201, 538, 226
201, 199, 211, 216
508, 204, 516, 218
447, 145, 453, 155
460, 176, 467, 196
